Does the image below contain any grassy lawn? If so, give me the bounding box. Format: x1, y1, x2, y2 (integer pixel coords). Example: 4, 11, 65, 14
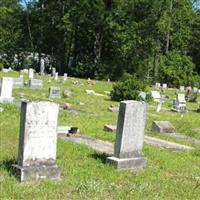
0, 71, 200, 199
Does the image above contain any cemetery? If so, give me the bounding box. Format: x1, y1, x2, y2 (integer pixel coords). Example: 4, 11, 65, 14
1, 1, 200, 199
0, 70, 200, 199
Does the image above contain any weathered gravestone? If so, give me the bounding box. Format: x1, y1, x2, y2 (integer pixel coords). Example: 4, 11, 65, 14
13, 78, 24, 88
155, 101, 162, 113
49, 87, 61, 98
162, 83, 167, 89
55, 72, 58, 81
63, 73, 68, 81
0, 77, 14, 103
28, 68, 34, 79
40, 58, 45, 75
152, 121, 175, 133
63, 90, 72, 98
155, 82, 161, 89
104, 124, 117, 133
138, 92, 146, 101
13, 100, 60, 182
172, 94, 187, 112
151, 91, 161, 102
193, 87, 198, 94
107, 100, 147, 170
180, 86, 185, 92
52, 68, 56, 76
29, 79, 43, 89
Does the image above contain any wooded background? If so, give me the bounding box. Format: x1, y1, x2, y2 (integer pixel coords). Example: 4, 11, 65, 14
0, 0, 200, 86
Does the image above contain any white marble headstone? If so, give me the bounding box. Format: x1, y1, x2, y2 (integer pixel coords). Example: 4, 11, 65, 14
0, 77, 14, 103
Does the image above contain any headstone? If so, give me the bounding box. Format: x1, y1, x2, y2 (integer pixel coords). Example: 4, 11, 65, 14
138, 92, 146, 101
152, 121, 175, 133
162, 83, 167, 89
2, 68, 10, 73
54, 72, 58, 81
40, 58, 45, 75
19, 75, 24, 79
104, 125, 117, 133
107, 79, 110, 83
180, 86, 185, 92
86, 89, 95, 94
28, 68, 34, 79
108, 106, 119, 113
155, 101, 162, 113
29, 79, 43, 89
57, 126, 71, 135
107, 100, 147, 170
151, 91, 161, 102
172, 94, 187, 112
13, 78, 24, 88
63, 73, 68, 81
193, 87, 198, 94
0, 77, 14, 103
52, 68, 56, 77
155, 82, 161, 89
63, 90, 72, 98
12, 101, 60, 182
49, 87, 61, 98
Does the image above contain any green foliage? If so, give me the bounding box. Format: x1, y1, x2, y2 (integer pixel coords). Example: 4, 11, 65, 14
0, 62, 3, 71
159, 51, 196, 87
110, 75, 151, 102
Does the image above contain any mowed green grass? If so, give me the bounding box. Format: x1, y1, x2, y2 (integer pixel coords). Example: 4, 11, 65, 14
0, 71, 200, 200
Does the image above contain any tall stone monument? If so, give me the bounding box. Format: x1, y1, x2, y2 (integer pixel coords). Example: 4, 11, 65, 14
107, 100, 147, 170
0, 77, 14, 103
40, 58, 45, 75
28, 68, 34, 79
13, 100, 61, 182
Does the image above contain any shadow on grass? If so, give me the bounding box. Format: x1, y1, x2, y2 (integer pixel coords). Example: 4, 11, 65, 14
0, 158, 18, 177
90, 152, 108, 164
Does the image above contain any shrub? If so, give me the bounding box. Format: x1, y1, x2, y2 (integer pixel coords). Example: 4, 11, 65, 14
110, 75, 151, 102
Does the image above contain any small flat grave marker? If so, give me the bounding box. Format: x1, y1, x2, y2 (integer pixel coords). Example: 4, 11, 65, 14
49, 87, 61, 98
152, 121, 175, 133
29, 79, 43, 89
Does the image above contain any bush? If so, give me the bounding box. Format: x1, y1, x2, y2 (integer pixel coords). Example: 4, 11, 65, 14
110, 75, 151, 102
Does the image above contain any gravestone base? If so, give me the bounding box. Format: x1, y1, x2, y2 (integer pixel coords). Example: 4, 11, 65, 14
0, 97, 14, 103
107, 156, 147, 170
12, 164, 61, 182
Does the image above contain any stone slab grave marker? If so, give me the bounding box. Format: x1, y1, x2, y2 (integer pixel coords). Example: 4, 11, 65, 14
138, 91, 146, 101
29, 79, 43, 89
180, 86, 185, 92
55, 72, 58, 81
155, 100, 162, 113
107, 100, 147, 170
49, 86, 61, 98
193, 87, 198, 94
0, 77, 14, 103
40, 58, 45, 75
13, 100, 60, 182
152, 121, 175, 133
52, 67, 56, 76
155, 82, 161, 89
151, 91, 161, 102
162, 83, 167, 89
28, 68, 34, 79
63, 73, 68, 81
172, 94, 187, 112
104, 125, 117, 132
63, 90, 72, 98
13, 77, 24, 88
